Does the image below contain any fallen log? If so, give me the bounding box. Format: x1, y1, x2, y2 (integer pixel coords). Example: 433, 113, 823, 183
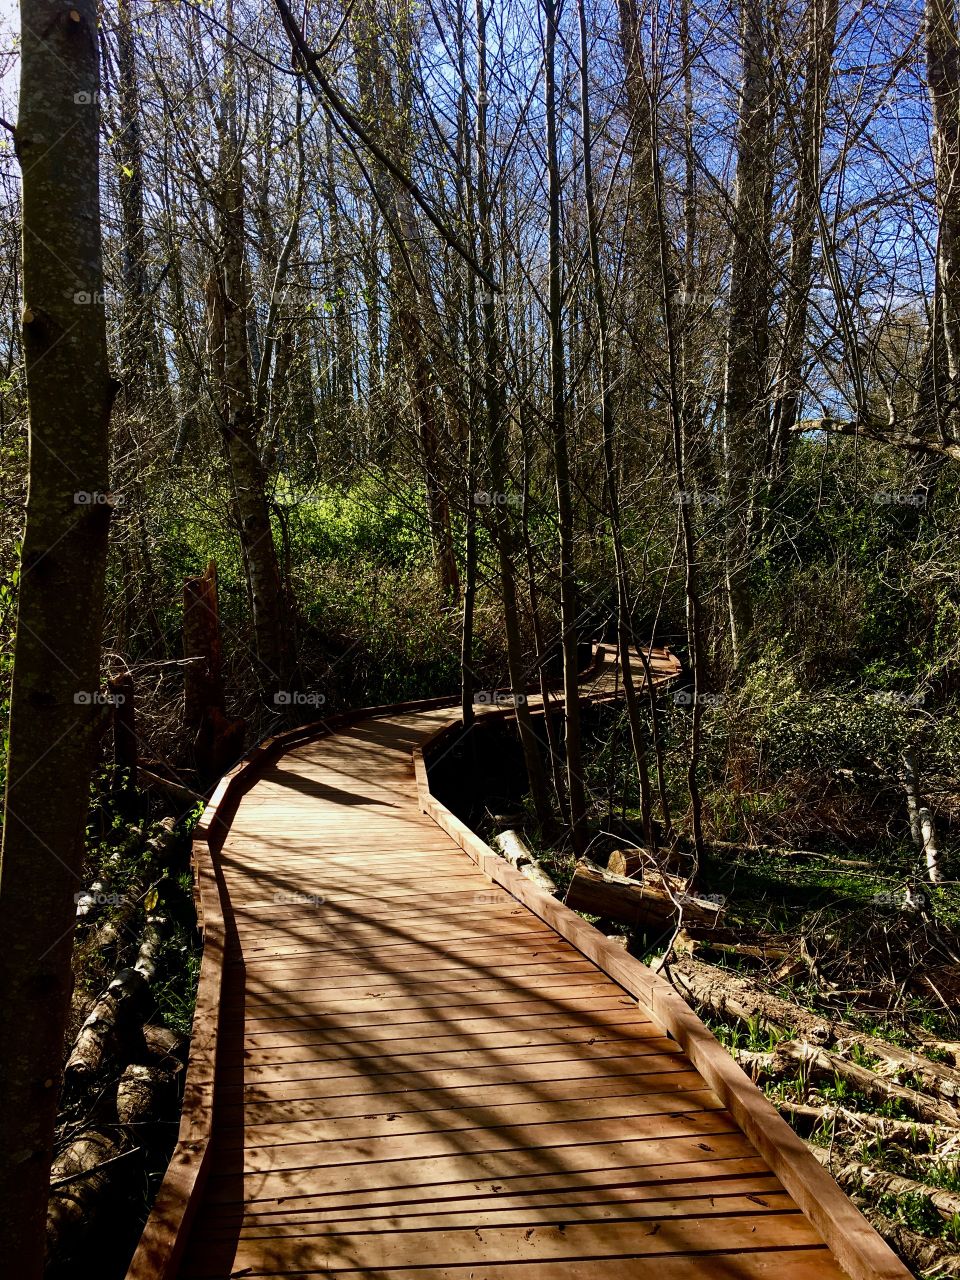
606, 847, 691, 878
669, 955, 960, 1101
116, 1063, 177, 1130
807, 1142, 960, 1220
776, 1100, 960, 1148
64, 968, 150, 1088
565, 860, 724, 929
734, 1040, 960, 1128
138, 767, 203, 811
46, 1128, 125, 1266
492, 829, 558, 895
849, 1200, 960, 1278
674, 930, 793, 966
706, 837, 875, 870
141, 1023, 187, 1073
134, 913, 167, 984
663, 954, 839, 1039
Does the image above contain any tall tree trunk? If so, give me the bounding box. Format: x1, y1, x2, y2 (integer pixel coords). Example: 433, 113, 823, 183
768, 0, 839, 487
723, 0, 775, 665
543, 0, 587, 853
0, 3, 113, 1272
578, 0, 658, 848
213, 5, 292, 694
926, 0, 960, 445
476, 0, 551, 821
644, 14, 707, 862
116, 0, 149, 395
352, 0, 461, 598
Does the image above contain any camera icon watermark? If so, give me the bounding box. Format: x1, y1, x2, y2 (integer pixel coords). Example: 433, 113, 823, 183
274, 690, 327, 708
868, 691, 925, 707
672, 288, 717, 307
684, 891, 726, 909
873, 888, 928, 909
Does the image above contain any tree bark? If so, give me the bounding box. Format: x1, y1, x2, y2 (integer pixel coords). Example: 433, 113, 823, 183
0, 3, 114, 1272
927, 0, 960, 388
767, 0, 839, 486
565, 860, 723, 929
211, 2, 293, 693
723, 0, 775, 664
543, 0, 587, 854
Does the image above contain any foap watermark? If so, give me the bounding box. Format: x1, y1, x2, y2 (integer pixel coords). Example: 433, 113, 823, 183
676, 489, 721, 507
473, 490, 521, 508
873, 490, 927, 508
74, 689, 126, 707
868, 691, 926, 708
74, 90, 101, 105
74, 489, 122, 506
74, 889, 126, 908
274, 890, 326, 907
671, 288, 718, 307
682, 890, 727, 911
73, 290, 111, 306
274, 690, 327, 708
873, 887, 928, 910
475, 690, 527, 707
673, 690, 724, 708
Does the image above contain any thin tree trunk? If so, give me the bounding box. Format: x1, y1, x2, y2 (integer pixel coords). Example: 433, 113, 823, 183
578, 0, 657, 848
0, 3, 113, 1271
544, 0, 587, 854
644, 15, 707, 862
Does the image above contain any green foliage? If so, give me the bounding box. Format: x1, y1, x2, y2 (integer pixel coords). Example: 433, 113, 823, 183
877, 1190, 949, 1239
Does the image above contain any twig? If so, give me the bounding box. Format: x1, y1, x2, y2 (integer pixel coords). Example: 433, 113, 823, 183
49, 1145, 141, 1191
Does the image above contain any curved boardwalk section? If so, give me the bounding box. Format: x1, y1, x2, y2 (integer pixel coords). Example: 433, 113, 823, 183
130, 652, 910, 1280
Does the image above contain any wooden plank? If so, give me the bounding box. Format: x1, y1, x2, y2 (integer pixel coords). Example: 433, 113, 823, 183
203, 1132, 783, 1203
183, 1211, 828, 1273
219, 1073, 716, 1127
181, 1248, 845, 1280
219, 1090, 728, 1149
202, 1180, 792, 1229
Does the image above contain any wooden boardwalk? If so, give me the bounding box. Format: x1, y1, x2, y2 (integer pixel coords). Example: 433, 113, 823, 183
129, 650, 910, 1280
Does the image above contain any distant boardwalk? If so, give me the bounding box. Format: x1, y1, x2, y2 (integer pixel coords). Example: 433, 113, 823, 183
128, 648, 908, 1280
